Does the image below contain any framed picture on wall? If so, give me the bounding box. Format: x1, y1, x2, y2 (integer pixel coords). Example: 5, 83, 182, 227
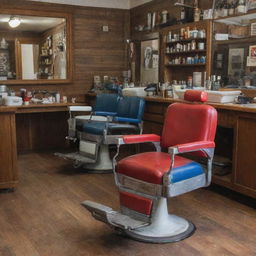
228, 48, 244, 76
249, 45, 256, 57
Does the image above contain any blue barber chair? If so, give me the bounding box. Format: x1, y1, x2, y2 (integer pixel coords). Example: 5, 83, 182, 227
57, 94, 145, 172
78, 95, 145, 172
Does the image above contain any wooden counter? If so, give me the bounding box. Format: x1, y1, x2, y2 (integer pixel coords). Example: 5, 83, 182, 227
0, 103, 86, 190
0, 107, 18, 190
86, 93, 256, 198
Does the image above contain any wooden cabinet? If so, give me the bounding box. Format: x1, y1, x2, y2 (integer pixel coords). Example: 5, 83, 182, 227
161, 20, 212, 83
234, 114, 256, 197
0, 109, 18, 189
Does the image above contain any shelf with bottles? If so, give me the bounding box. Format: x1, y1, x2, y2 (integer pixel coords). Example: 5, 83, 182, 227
166, 37, 206, 44
166, 40, 207, 54
162, 20, 212, 84
213, 0, 256, 21
165, 28, 206, 44
165, 63, 206, 67
39, 36, 53, 79
213, 3, 256, 45
166, 49, 206, 55
40, 58, 53, 66
214, 35, 256, 44
166, 54, 206, 66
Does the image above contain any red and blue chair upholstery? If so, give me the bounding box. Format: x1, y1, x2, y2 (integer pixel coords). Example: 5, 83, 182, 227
82, 90, 217, 243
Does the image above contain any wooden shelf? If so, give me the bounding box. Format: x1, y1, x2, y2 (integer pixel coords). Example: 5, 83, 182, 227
166, 50, 206, 55
165, 63, 206, 67
214, 36, 256, 45
214, 10, 256, 25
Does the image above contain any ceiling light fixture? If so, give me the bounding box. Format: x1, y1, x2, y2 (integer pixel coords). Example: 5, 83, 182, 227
8, 16, 21, 28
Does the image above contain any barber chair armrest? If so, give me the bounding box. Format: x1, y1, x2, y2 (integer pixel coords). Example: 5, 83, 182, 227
68, 106, 92, 112
107, 134, 160, 147
121, 134, 161, 145
94, 111, 117, 117
169, 141, 215, 155
163, 141, 215, 186
113, 117, 141, 124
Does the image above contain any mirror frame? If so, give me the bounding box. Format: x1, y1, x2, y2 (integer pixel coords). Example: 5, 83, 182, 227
0, 8, 73, 85
130, 32, 160, 84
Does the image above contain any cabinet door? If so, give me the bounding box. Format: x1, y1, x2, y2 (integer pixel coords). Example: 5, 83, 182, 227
0, 112, 18, 188
235, 116, 256, 191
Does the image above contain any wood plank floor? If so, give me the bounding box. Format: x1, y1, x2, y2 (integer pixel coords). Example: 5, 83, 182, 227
0, 152, 256, 256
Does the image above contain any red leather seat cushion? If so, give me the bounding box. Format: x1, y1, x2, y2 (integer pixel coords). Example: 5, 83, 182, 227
117, 152, 193, 184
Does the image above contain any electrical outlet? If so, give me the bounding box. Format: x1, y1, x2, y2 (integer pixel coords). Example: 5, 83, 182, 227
102, 25, 109, 32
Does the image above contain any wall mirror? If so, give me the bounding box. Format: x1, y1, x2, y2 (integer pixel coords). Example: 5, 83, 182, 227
130, 32, 160, 85
0, 10, 72, 85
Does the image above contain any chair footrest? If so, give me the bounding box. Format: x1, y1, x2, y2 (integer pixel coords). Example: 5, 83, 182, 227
54, 152, 96, 164
81, 200, 149, 230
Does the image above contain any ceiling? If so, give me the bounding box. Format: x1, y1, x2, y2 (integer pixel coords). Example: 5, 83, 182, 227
0, 15, 65, 32
30, 0, 153, 9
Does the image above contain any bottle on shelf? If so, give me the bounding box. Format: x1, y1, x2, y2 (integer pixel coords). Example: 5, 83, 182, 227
181, 6, 186, 22
194, 8, 201, 22
187, 76, 193, 88
223, 0, 229, 17
236, 0, 247, 14
229, 1, 236, 15
193, 0, 200, 22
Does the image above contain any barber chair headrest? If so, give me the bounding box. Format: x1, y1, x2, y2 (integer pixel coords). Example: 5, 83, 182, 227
184, 90, 208, 103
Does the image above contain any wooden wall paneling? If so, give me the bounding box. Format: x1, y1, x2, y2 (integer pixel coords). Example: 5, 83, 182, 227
0, 111, 18, 189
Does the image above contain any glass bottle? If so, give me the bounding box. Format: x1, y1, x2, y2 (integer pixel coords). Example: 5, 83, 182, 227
223, 0, 228, 16
236, 0, 247, 14
181, 6, 185, 21
228, 1, 235, 15
194, 7, 201, 22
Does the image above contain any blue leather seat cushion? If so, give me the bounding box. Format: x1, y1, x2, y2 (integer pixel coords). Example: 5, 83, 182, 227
82, 122, 107, 135
118, 152, 204, 185
170, 162, 204, 183
82, 122, 139, 135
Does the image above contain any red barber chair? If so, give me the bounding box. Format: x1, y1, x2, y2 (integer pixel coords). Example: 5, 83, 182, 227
82, 90, 217, 243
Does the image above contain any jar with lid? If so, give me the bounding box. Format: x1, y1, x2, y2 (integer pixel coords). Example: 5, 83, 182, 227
168, 32, 172, 42
191, 40, 196, 50
186, 27, 190, 39
187, 76, 193, 88
194, 7, 201, 22
187, 43, 191, 51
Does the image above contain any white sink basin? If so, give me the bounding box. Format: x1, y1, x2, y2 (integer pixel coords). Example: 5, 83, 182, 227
175, 89, 241, 103
122, 87, 147, 97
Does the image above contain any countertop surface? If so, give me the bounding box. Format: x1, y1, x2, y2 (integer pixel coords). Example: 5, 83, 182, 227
0, 102, 87, 113
86, 92, 256, 114
144, 96, 256, 113
2, 94, 256, 114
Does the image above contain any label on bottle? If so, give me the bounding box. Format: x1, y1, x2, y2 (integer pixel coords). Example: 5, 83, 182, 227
181, 9, 185, 20
194, 9, 200, 22
237, 5, 246, 13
